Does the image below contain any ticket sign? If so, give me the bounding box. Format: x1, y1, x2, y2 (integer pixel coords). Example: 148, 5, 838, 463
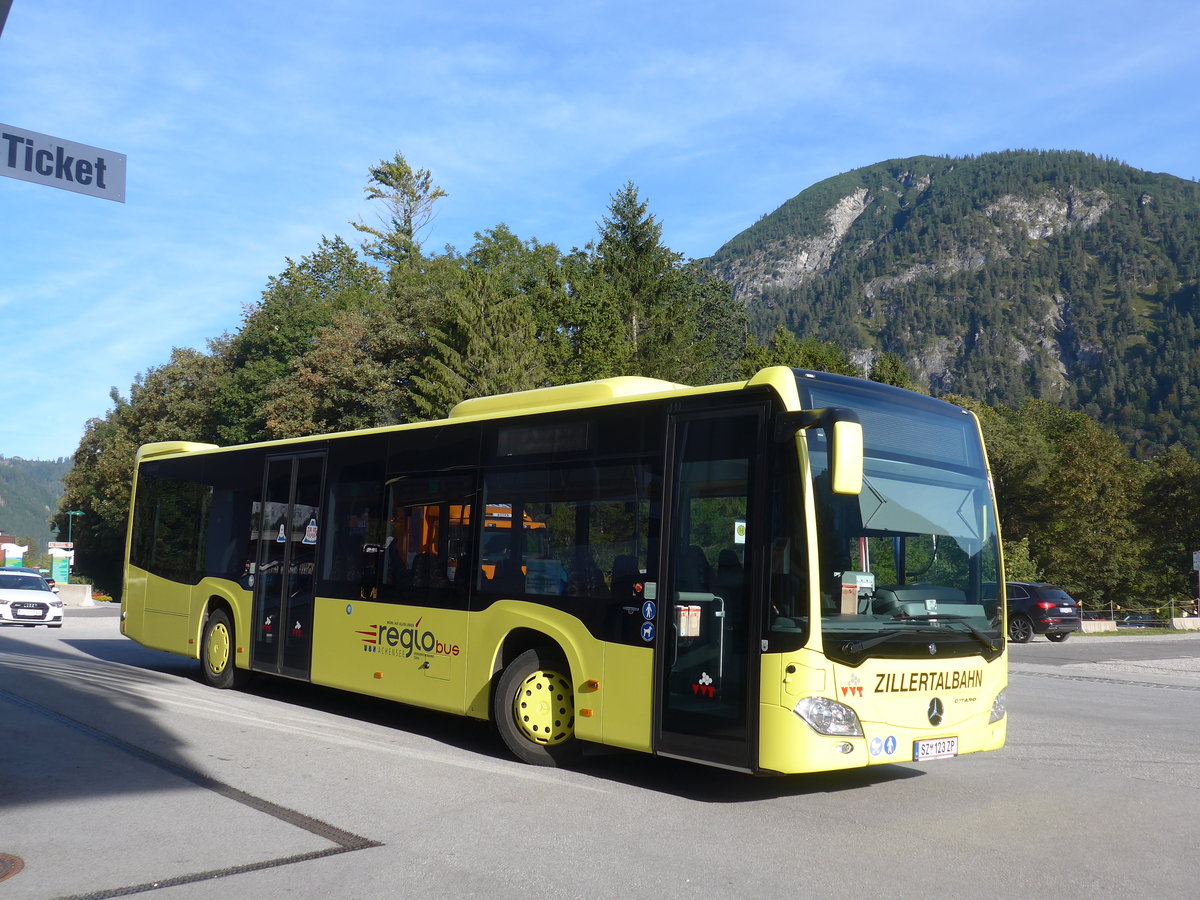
1, 122, 126, 202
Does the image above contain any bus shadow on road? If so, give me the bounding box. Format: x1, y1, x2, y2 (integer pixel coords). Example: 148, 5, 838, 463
68, 636, 510, 760
574, 749, 924, 802
64, 635, 927, 800
212, 676, 927, 800
66, 636, 200, 679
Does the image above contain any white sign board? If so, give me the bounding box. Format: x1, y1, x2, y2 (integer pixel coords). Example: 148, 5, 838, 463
1, 122, 126, 202
1193, 550, 1200, 572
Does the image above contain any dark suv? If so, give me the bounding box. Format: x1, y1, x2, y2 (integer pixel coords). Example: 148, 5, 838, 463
1004, 582, 1082, 643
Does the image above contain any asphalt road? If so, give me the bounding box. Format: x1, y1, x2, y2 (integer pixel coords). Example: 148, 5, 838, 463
2, 609, 1199, 899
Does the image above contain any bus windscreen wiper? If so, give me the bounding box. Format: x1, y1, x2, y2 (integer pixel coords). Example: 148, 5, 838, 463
843, 615, 998, 655
841, 630, 913, 654
888, 614, 998, 652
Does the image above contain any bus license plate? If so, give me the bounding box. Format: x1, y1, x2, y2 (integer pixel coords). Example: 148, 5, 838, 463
914, 737, 958, 760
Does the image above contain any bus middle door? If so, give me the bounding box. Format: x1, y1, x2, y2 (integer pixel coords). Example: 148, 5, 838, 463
251, 452, 325, 680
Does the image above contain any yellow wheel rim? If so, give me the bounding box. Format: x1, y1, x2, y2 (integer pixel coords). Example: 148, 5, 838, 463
513, 669, 574, 746
207, 622, 231, 675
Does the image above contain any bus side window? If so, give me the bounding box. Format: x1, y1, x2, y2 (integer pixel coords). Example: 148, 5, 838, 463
318, 441, 387, 603
477, 464, 652, 612
379, 474, 474, 609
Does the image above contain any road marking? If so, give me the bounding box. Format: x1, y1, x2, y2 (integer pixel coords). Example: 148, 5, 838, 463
0, 685, 382, 898
1011, 670, 1200, 692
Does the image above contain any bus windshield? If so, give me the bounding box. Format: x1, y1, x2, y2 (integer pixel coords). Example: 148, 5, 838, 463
800, 374, 1003, 663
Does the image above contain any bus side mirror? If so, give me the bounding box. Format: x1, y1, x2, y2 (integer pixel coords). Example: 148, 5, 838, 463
827, 415, 863, 495
779, 408, 864, 496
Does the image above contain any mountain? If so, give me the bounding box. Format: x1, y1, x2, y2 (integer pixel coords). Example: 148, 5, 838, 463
0, 456, 71, 555
707, 150, 1200, 457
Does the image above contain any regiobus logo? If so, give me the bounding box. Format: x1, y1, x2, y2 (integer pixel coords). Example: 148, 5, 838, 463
357, 617, 460, 659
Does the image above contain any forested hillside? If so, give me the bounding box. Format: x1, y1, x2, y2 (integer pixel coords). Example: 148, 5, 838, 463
0, 456, 70, 554
708, 150, 1200, 458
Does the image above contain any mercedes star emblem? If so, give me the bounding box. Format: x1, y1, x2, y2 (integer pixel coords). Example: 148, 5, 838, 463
928, 698, 945, 726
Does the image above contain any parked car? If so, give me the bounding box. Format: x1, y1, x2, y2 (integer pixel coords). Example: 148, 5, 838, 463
1118, 613, 1166, 629
1003, 582, 1082, 643
0, 568, 64, 627
1081, 610, 1110, 620
2, 566, 59, 592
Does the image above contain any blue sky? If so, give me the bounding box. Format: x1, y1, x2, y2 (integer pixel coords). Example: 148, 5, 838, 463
2, 0, 1197, 461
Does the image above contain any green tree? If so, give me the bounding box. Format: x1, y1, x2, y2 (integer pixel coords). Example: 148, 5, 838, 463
410, 228, 554, 418
1002, 537, 1043, 582
55, 397, 142, 594
688, 261, 749, 384
262, 308, 411, 438
946, 396, 1055, 547
213, 236, 384, 444
1139, 445, 1200, 606
741, 325, 860, 377
565, 183, 727, 383
53, 346, 235, 594
1020, 401, 1150, 611
352, 151, 447, 270
869, 351, 915, 389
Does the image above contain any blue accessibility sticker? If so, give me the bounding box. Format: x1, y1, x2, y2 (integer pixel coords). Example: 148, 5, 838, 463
870, 737, 883, 757
884, 735, 897, 755
641, 621, 655, 642
642, 600, 656, 620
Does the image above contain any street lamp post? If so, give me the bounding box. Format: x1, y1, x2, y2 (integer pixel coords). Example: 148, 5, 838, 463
67, 510, 84, 544
66, 510, 84, 575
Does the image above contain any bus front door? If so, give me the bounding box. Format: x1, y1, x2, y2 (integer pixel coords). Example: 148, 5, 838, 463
656, 409, 763, 772
251, 453, 325, 680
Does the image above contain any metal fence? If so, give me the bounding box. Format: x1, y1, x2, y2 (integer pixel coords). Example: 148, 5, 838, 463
1083, 597, 1200, 628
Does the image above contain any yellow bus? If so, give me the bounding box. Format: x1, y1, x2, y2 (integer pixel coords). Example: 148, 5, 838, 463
121, 366, 1007, 773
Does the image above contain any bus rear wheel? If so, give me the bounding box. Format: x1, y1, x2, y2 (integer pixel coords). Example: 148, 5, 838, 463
201, 608, 247, 689
493, 647, 580, 767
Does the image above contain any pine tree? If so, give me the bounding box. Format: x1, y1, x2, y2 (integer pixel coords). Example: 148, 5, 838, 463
410, 235, 552, 418
352, 151, 447, 270
567, 183, 710, 382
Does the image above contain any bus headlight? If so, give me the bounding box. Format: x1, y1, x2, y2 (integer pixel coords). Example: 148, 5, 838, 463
792, 696, 864, 737
989, 688, 1007, 723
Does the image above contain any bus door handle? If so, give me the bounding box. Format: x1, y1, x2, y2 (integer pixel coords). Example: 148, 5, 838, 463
622, 606, 640, 614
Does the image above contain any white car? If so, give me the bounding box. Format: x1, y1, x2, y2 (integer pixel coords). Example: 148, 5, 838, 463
0, 569, 64, 627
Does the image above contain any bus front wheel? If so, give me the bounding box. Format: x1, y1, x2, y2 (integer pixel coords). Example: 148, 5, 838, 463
201, 608, 247, 689
493, 647, 581, 767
